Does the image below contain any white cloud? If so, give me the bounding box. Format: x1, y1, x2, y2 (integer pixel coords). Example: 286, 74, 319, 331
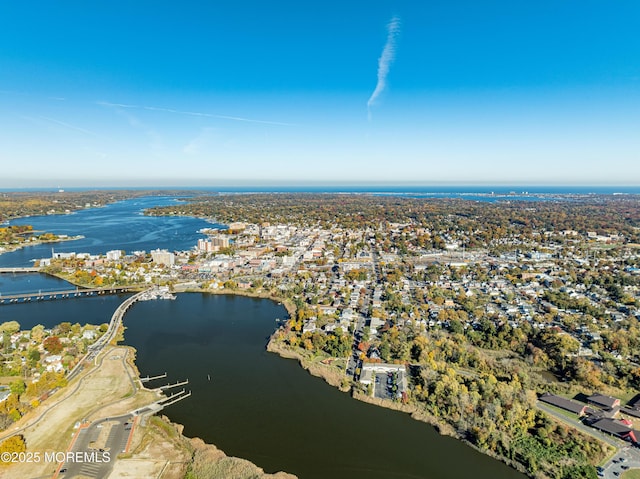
367, 15, 401, 120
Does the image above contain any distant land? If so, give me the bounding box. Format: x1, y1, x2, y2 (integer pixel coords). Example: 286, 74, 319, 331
1, 185, 639, 194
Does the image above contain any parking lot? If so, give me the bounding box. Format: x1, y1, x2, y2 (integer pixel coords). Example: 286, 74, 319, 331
57, 415, 134, 479
601, 446, 640, 478
373, 372, 397, 400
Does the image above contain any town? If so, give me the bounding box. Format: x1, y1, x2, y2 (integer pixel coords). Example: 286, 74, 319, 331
2, 192, 640, 479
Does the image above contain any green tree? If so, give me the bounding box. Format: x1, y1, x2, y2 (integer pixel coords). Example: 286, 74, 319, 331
9, 379, 26, 396
0, 321, 20, 335
30, 324, 45, 343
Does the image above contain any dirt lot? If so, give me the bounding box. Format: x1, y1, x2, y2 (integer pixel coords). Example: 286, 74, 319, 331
0, 346, 162, 479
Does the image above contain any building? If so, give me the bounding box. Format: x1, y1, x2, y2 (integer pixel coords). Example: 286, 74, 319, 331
106, 250, 122, 261
539, 393, 588, 416
359, 362, 408, 400
199, 235, 231, 252
587, 393, 621, 411
197, 238, 218, 252
151, 249, 175, 266
228, 222, 246, 233
359, 362, 407, 385
589, 418, 639, 444
0, 387, 10, 403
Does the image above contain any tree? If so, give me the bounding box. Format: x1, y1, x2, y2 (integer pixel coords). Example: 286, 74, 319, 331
57, 322, 72, 335
43, 336, 63, 355
449, 318, 464, 335
30, 324, 45, 343
9, 380, 25, 396
0, 321, 20, 335
0, 434, 26, 456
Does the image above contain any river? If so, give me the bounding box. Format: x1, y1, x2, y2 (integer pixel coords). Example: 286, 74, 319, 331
0, 196, 216, 267
0, 196, 527, 479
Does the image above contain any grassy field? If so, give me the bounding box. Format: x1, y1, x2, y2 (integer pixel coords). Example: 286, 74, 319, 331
621, 469, 640, 479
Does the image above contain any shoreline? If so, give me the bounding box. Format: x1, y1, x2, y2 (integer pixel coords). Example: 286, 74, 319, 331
0, 234, 84, 257
119, 288, 299, 479
201, 289, 530, 475
265, 335, 530, 477
5, 281, 529, 477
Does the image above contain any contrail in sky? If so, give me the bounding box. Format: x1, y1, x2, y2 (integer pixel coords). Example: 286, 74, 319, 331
36, 116, 96, 135
367, 15, 401, 120
97, 101, 293, 126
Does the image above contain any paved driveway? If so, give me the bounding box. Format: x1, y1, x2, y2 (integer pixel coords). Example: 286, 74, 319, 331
602, 446, 640, 479
57, 414, 133, 479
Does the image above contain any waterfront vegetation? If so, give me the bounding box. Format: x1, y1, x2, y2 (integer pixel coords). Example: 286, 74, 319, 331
3, 192, 640, 478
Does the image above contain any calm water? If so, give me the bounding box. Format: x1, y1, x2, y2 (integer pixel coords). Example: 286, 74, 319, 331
123, 293, 525, 479
0, 294, 128, 330
0, 196, 218, 267
0, 272, 72, 296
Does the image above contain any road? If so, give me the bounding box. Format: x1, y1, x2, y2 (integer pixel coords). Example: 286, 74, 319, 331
536, 402, 623, 449
600, 447, 640, 479
67, 289, 149, 382
56, 415, 134, 479
0, 347, 124, 443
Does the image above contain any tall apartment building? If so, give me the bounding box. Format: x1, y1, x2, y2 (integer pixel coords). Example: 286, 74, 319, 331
151, 248, 175, 265
197, 235, 230, 252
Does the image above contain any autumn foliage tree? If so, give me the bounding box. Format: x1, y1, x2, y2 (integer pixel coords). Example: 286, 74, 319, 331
43, 336, 63, 355
0, 435, 26, 461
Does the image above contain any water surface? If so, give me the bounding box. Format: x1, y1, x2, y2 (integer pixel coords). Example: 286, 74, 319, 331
124, 293, 525, 479
0, 196, 218, 267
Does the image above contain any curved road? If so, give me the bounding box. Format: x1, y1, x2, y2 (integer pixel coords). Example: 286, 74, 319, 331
1, 290, 149, 442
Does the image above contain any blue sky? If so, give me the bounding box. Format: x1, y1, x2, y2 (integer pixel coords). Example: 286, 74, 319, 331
1, 1, 639, 187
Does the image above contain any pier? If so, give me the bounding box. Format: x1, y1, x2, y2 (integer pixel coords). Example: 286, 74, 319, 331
157, 379, 189, 390
161, 389, 192, 407
131, 389, 192, 416
0, 286, 136, 305
140, 373, 168, 383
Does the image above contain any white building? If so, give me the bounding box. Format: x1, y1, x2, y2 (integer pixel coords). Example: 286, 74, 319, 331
106, 250, 122, 261
151, 249, 175, 266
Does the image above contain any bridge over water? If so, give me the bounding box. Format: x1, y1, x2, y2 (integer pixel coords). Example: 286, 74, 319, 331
0, 286, 137, 305
0, 267, 41, 273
